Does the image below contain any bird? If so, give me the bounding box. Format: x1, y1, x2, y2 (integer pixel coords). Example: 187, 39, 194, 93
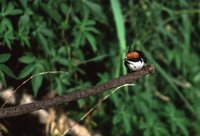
124, 50, 146, 72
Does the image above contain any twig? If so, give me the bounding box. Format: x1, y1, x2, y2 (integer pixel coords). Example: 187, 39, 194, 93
0, 64, 155, 119
155, 91, 170, 102
61, 83, 135, 136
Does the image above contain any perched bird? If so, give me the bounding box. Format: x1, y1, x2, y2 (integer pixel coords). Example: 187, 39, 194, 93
124, 50, 146, 72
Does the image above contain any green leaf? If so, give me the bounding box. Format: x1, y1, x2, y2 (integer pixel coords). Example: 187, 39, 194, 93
77, 99, 86, 108
74, 32, 84, 47
0, 70, 6, 86
31, 64, 45, 96
110, 0, 127, 76
194, 73, 200, 82
17, 27, 30, 47
85, 32, 97, 52
4, 2, 22, 16
84, 26, 100, 34
0, 19, 14, 48
175, 54, 181, 70
18, 54, 35, 64
112, 112, 122, 125
0, 18, 13, 33
80, 54, 108, 65
60, 3, 68, 15
178, 123, 189, 136
0, 53, 11, 63
110, 0, 126, 51
18, 63, 35, 79
40, 3, 62, 24
37, 33, 48, 52
0, 64, 15, 78
122, 111, 131, 134
83, 20, 96, 26
31, 72, 43, 96
18, 13, 30, 27
40, 28, 54, 38
0, 18, 15, 49
3, 30, 14, 49
19, 0, 28, 8
55, 58, 70, 67
56, 78, 64, 95
84, 1, 107, 23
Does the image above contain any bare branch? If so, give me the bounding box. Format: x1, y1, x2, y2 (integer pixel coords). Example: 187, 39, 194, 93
0, 64, 155, 119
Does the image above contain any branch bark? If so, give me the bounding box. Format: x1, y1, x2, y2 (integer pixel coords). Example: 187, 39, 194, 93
0, 64, 155, 119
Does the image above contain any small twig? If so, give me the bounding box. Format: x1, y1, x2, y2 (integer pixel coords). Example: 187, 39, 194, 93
0, 71, 69, 109
155, 91, 170, 102
0, 65, 155, 119
61, 83, 135, 136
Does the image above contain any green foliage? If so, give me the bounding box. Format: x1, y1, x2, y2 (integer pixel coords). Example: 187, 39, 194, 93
0, 53, 15, 85
0, 0, 200, 135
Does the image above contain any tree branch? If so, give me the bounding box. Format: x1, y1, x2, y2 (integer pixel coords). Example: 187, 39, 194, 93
0, 64, 155, 119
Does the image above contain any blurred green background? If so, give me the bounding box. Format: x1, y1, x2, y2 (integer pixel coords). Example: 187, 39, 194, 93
0, 0, 200, 136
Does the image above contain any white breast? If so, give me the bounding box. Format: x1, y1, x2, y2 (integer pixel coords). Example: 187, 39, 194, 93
126, 60, 145, 71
